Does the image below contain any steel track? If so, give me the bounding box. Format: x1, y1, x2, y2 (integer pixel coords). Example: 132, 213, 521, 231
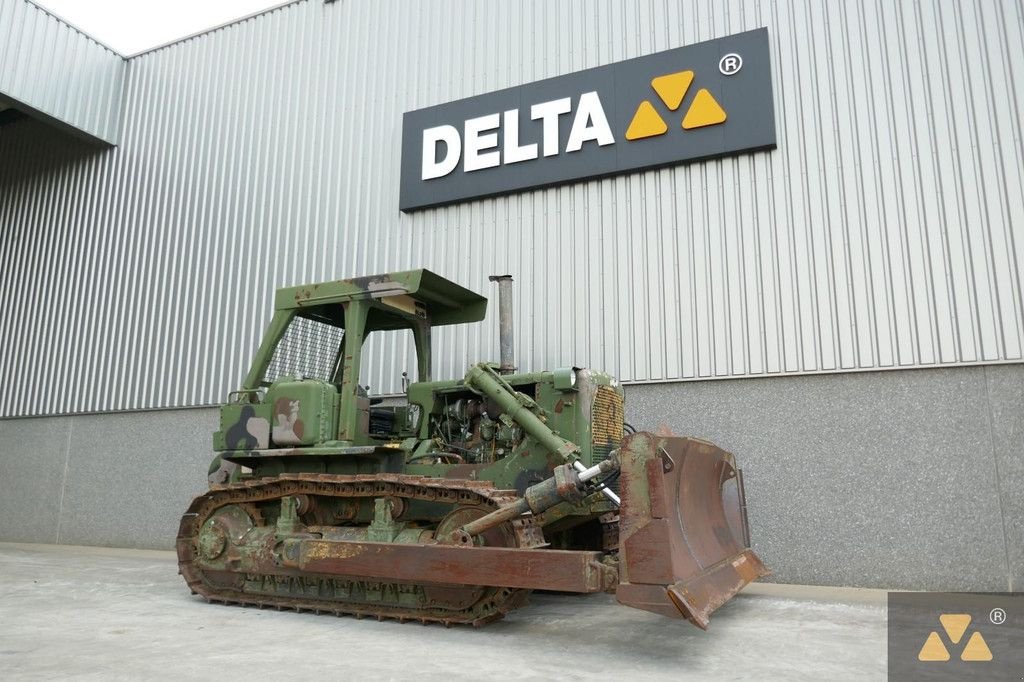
177, 472, 544, 626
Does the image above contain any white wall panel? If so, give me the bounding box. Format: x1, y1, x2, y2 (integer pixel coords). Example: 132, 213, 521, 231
0, 0, 124, 144
1, 0, 1022, 417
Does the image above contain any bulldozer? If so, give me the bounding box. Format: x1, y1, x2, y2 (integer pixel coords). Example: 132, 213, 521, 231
178, 270, 766, 627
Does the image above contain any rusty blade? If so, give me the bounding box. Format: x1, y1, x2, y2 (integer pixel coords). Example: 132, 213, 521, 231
616, 433, 768, 628
665, 549, 767, 629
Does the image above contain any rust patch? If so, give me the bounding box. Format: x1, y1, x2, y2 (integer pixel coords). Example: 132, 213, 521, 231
616, 433, 767, 628
305, 541, 365, 561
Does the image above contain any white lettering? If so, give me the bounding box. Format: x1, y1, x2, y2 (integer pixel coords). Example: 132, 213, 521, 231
424, 92, 615, 180
530, 98, 572, 157
463, 114, 501, 172
502, 109, 538, 164
421, 125, 461, 180
566, 91, 614, 152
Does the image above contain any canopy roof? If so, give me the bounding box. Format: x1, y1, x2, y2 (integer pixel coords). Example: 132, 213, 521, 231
275, 269, 488, 326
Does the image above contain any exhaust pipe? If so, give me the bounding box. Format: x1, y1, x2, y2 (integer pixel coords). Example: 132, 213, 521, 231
488, 275, 515, 374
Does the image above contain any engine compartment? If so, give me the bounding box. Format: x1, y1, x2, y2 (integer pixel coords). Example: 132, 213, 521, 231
423, 391, 526, 464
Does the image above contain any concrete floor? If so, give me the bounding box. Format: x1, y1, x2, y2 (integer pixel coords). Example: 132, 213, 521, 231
0, 543, 887, 681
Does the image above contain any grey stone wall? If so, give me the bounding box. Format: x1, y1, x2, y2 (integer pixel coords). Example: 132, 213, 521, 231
626, 364, 1023, 592
0, 364, 1020, 590
0, 409, 217, 549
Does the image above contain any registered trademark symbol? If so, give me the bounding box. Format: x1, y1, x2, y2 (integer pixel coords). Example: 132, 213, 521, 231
990, 607, 1006, 625
719, 53, 743, 75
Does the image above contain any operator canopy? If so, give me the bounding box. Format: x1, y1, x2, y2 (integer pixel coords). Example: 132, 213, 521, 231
274, 269, 487, 328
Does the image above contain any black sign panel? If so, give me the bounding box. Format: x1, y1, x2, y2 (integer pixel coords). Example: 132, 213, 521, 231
399, 28, 776, 211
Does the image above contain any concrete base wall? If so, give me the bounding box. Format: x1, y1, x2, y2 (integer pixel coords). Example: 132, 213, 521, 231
0, 409, 217, 549
1, 365, 1020, 591
627, 364, 1023, 592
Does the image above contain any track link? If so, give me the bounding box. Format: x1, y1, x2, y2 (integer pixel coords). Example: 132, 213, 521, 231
177, 473, 543, 626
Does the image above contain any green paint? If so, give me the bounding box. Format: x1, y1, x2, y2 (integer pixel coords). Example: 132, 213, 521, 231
211, 269, 623, 527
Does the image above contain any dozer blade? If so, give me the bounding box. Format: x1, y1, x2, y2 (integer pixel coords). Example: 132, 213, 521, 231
616, 432, 768, 629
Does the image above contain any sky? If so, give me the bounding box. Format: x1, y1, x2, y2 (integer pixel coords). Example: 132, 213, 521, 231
34, 0, 289, 56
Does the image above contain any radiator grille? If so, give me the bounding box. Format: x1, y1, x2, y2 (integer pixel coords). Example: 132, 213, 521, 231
591, 385, 624, 466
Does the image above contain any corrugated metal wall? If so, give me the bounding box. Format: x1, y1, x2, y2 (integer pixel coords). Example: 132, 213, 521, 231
0, 0, 124, 144
1, 0, 1022, 418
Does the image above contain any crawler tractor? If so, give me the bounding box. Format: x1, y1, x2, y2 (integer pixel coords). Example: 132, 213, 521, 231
178, 270, 766, 627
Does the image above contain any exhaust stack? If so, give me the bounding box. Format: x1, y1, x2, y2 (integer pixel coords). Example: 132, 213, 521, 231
488, 275, 515, 374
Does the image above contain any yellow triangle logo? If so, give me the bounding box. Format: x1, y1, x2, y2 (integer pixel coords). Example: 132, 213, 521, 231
650, 70, 693, 110
917, 631, 951, 661
625, 100, 668, 140
918, 614, 994, 664
625, 70, 728, 141
960, 632, 992, 661
939, 614, 971, 644
682, 88, 727, 129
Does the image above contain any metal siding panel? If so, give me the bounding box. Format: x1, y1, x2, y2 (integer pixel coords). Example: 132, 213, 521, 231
0, 0, 1022, 418
0, 0, 124, 144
